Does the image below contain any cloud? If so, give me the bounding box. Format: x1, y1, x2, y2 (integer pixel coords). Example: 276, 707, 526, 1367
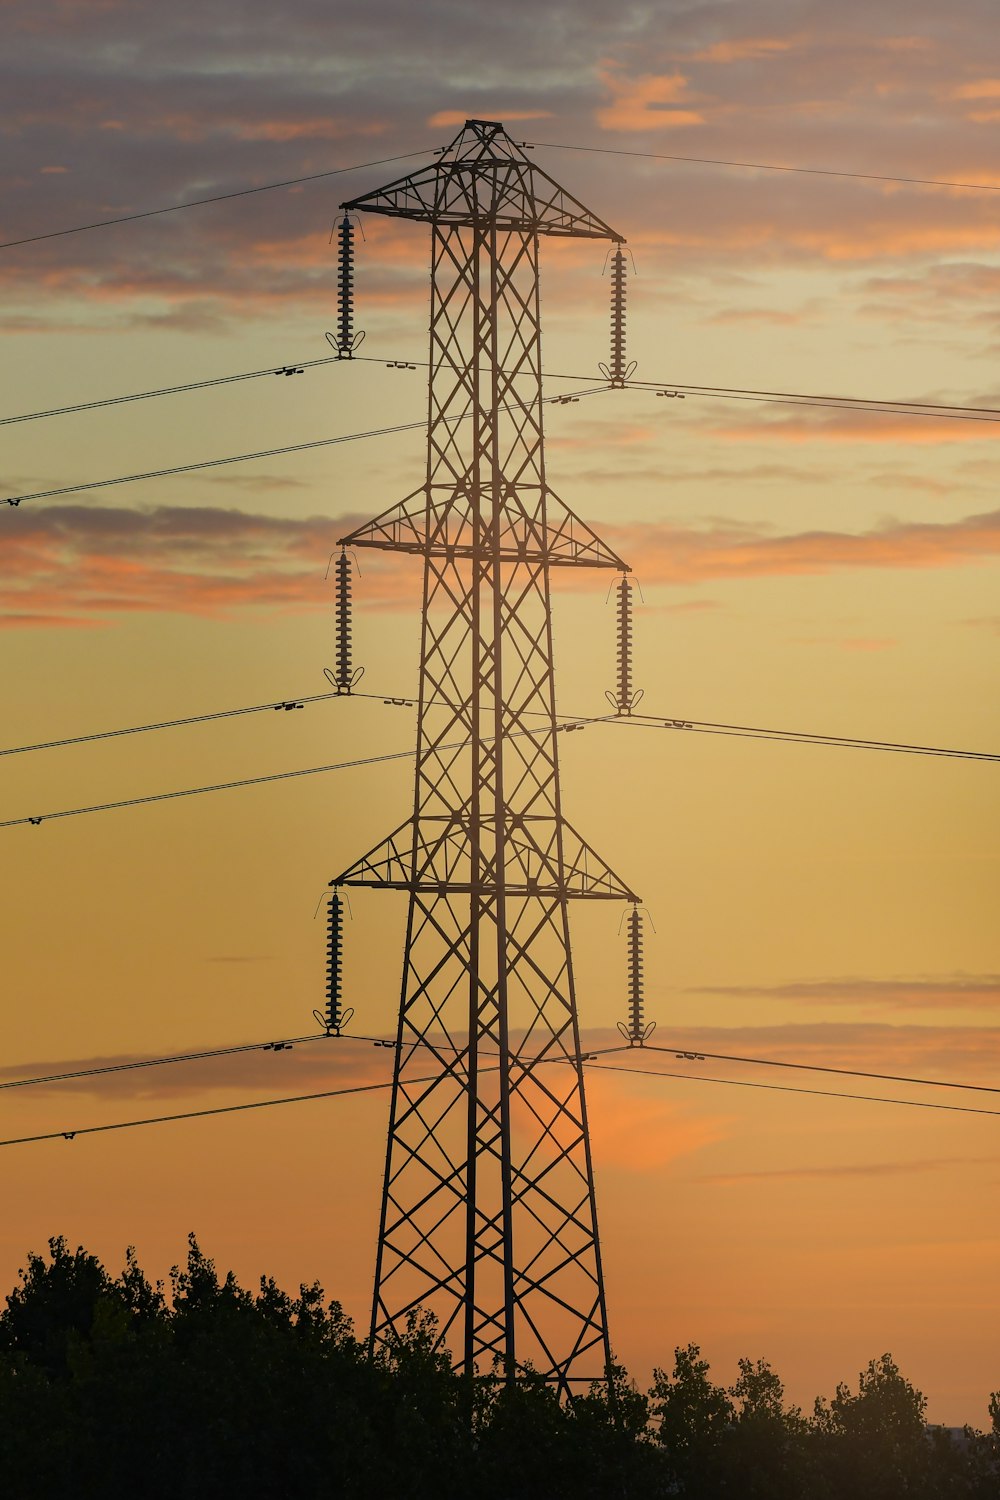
582, 1020, 1000, 1089
3, 499, 1000, 627
584, 1070, 732, 1171
0, 1026, 731, 1174
603, 505, 1000, 585
652, 598, 719, 615
0, 1035, 392, 1102
596, 64, 704, 132
858, 263, 1000, 327
12, 1020, 998, 1106
427, 110, 552, 128
5, 0, 1000, 341
0, 502, 418, 625
952, 79, 1000, 101
792, 635, 897, 651
703, 407, 1000, 445
0, 611, 101, 629
705, 306, 806, 326
690, 38, 795, 65
574, 461, 839, 487
695, 975, 1000, 1009
702, 1155, 1000, 1186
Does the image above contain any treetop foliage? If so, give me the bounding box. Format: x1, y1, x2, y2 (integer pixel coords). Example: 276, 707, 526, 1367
0, 1235, 997, 1499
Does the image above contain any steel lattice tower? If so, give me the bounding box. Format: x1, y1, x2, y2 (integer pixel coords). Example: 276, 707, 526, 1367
332, 120, 637, 1393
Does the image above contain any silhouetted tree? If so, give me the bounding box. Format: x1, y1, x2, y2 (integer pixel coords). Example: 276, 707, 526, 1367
810, 1352, 939, 1499
650, 1342, 734, 1496
1, 1238, 997, 1500
725, 1356, 809, 1498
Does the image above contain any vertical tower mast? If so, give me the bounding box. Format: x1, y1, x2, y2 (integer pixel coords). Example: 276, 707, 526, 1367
332, 121, 637, 1393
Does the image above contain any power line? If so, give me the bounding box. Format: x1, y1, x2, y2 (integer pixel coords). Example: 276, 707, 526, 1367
584, 1061, 1000, 1118
5, 682, 990, 766
5, 1048, 998, 1151
524, 140, 1000, 195
6, 137, 996, 261
2, 386, 611, 506
0, 353, 348, 428
0, 1033, 332, 1091
0, 1032, 625, 1095
628, 377, 1000, 421
0, 685, 546, 760
0, 150, 435, 251
0, 353, 600, 430
9, 348, 1000, 433
626, 379, 1000, 426
615, 714, 1000, 765
5, 1023, 995, 1102
0, 742, 430, 830
641, 1042, 1000, 1097
3, 418, 434, 506
0, 688, 350, 757
2, 699, 993, 828
7, 135, 993, 261
0, 1074, 407, 1147
0, 720, 584, 830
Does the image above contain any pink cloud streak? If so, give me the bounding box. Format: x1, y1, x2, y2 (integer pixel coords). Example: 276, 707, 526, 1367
2, 500, 999, 626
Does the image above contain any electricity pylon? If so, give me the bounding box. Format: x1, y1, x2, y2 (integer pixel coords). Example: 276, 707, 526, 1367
332, 120, 637, 1393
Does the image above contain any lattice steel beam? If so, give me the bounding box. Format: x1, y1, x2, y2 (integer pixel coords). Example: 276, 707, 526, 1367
332, 119, 636, 1395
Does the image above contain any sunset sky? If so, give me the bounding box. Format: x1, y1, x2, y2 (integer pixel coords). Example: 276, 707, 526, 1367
2, 0, 999, 1426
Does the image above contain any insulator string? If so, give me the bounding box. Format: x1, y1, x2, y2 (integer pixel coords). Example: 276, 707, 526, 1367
618, 574, 632, 711
324, 548, 364, 697
611, 249, 625, 384
336, 549, 352, 691
334, 215, 365, 358
338, 216, 353, 355
618, 906, 654, 1046
599, 248, 637, 387
606, 573, 642, 715
628, 907, 643, 1038
315, 891, 354, 1036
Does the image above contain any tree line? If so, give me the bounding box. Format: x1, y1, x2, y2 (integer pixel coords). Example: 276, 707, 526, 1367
0, 1235, 997, 1498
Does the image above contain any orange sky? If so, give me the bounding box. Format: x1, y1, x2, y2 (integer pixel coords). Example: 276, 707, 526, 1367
1, 0, 998, 1426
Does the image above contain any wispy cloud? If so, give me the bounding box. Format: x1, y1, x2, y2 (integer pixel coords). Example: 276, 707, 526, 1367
690, 37, 796, 65
704, 407, 1000, 445
6, 1, 1000, 336
695, 975, 1000, 1009
604, 506, 1000, 585
596, 63, 704, 132
791, 634, 897, 651
702, 1155, 1000, 1186
585, 1019, 1000, 1090
3, 500, 1000, 627
0, 1036, 391, 1102
9, 1020, 998, 1103
585, 1070, 732, 1171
